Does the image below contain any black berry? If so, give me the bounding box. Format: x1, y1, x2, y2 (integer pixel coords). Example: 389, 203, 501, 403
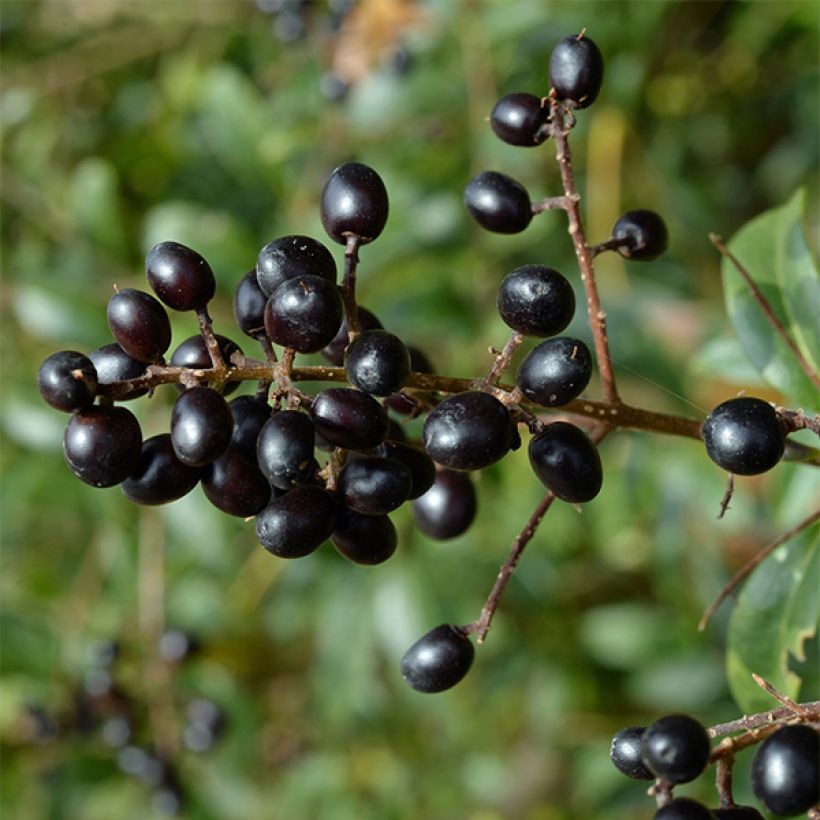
310, 387, 389, 451
464, 171, 532, 234
256, 410, 317, 490
233, 269, 267, 338
497, 265, 575, 337
609, 726, 654, 780
146, 241, 216, 312
528, 422, 602, 503
38, 350, 98, 412
255, 235, 337, 298
202, 446, 270, 517
88, 343, 147, 400
321, 162, 389, 245
640, 714, 711, 785
702, 397, 785, 476
106, 288, 172, 364
331, 507, 398, 565
653, 799, 714, 820
122, 434, 201, 505
337, 456, 412, 515
228, 395, 271, 457
490, 92, 549, 147
385, 345, 435, 415
344, 329, 410, 396
548, 33, 604, 109
516, 337, 592, 406
170, 387, 233, 467
170, 334, 243, 395
256, 485, 337, 559
379, 440, 437, 499
412, 468, 477, 540
320, 305, 382, 365
401, 624, 474, 693
712, 808, 764, 820
612, 209, 668, 261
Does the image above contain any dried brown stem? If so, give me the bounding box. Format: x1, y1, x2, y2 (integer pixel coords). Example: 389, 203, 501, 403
708, 701, 820, 738
778, 407, 820, 436
342, 235, 362, 337
717, 473, 735, 519
531, 195, 569, 214
485, 331, 524, 386
715, 756, 735, 808
699, 506, 820, 630
196, 306, 226, 371
752, 673, 815, 716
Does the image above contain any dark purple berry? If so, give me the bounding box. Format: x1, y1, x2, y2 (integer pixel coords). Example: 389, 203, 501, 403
464, 171, 532, 234
380, 441, 436, 499
256, 410, 317, 490
320, 305, 382, 365
202, 446, 270, 517
653, 799, 714, 820
38, 351, 98, 412
146, 241, 215, 311
516, 337, 592, 406
640, 714, 711, 785
122, 434, 201, 505
321, 162, 389, 245
548, 33, 604, 108
310, 387, 389, 451
228, 395, 271, 457
233, 269, 267, 338
490, 92, 549, 147
423, 391, 514, 471
497, 265, 575, 337
612, 209, 668, 261
255, 235, 336, 298
528, 422, 602, 503
170, 334, 243, 395
401, 624, 474, 693
702, 397, 785, 476
412, 468, 476, 540
609, 726, 654, 780
106, 288, 172, 363
712, 808, 764, 820
88, 343, 147, 400
170, 387, 233, 467
338, 456, 411, 515
256, 485, 337, 558
385, 346, 435, 415
344, 329, 410, 396
331, 507, 397, 565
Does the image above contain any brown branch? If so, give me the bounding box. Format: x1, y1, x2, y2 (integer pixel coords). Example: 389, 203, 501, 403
710, 233, 820, 391
531, 195, 569, 214
778, 407, 820, 437
196, 306, 226, 370
699, 506, 820, 630
715, 756, 735, 809
341, 235, 362, 337
708, 701, 820, 738
485, 331, 524, 386
717, 474, 734, 519
752, 673, 815, 717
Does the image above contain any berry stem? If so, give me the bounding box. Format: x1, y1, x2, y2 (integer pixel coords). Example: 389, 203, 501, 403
715, 755, 735, 809
751, 672, 816, 717
485, 331, 524, 386
708, 700, 820, 738
531, 195, 569, 214
196, 306, 226, 370
587, 236, 623, 258
342, 234, 362, 337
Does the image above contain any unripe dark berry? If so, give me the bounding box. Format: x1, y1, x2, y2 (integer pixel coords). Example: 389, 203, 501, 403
331, 506, 397, 565
548, 33, 604, 109
122, 434, 201, 506
528, 422, 602, 503
490, 92, 549, 147
255, 235, 337, 298
750, 724, 819, 816
609, 726, 654, 780
400, 624, 474, 693
640, 714, 711, 785
38, 351, 98, 412
497, 264, 575, 337
412, 468, 477, 540
321, 162, 389, 244
233, 269, 267, 338
612, 209, 668, 261
310, 387, 389, 451
702, 397, 785, 475
146, 241, 216, 311
516, 337, 592, 406
106, 288, 172, 364
423, 391, 515, 471
256, 485, 337, 559
653, 798, 715, 820
464, 171, 532, 234
344, 329, 410, 396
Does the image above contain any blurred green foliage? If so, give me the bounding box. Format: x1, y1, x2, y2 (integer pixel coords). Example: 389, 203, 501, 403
1, 1, 818, 818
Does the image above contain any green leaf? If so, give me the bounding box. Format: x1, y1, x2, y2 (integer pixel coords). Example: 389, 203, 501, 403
726, 529, 819, 713
722, 188, 820, 410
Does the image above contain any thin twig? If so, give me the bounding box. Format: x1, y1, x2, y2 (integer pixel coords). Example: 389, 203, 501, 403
715, 756, 735, 809
196, 306, 226, 370
752, 673, 815, 716
717, 473, 734, 519
531, 195, 568, 214
485, 331, 524, 386
699, 506, 820, 630
341, 235, 362, 337
708, 701, 820, 737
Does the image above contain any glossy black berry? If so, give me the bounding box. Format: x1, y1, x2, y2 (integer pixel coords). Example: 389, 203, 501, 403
256, 410, 318, 490
337, 456, 411, 515
170, 387, 233, 467
401, 624, 474, 693
310, 387, 389, 451
255, 235, 337, 298
528, 422, 602, 503
146, 241, 215, 312
321, 162, 389, 244
256, 485, 337, 559
38, 351, 98, 412
122, 434, 201, 505
751, 724, 819, 816
228, 395, 271, 458
233, 269, 267, 338
423, 391, 515, 471
331, 507, 397, 565
490, 92, 550, 147
385, 346, 435, 415
88, 343, 147, 400
640, 714, 711, 785
379, 441, 437, 499
612, 209, 669, 261
170, 334, 243, 395
609, 726, 654, 780
497, 265, 575, 337
702, 397, 785, 476
653, 798, 715, 820
344, 329, 410, 396
202, 446, 270, 517
464, 171, 532, 234
320, 305, 382, 365
516, 337, 592, 406
263, 274, 343, 353
64, 405, 142, 487
106, 288, 172, 364
712, 808, 764, 820
412, 469, 477, 540
548, 33, 604, 108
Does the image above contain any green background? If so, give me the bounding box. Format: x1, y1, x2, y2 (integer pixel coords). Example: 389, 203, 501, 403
1, 1, 818, 818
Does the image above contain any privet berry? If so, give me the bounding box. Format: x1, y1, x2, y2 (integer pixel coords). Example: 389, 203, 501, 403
321, 305, 382, 366
337, 456, 412, 516
712, 808, 764, 820
496, 265, 575, 337
145, 241, 216, 312
640, 714, 711, 785
612, 209, 669, 261
490, 92, 549, 147
702, 397, 785, 475
412, 468, 477, 540
233, 269, 267, 338
331, 507, 398, 565
528, 422, 602, 503
255, 485, 337, 559
255, 235, 336, 297
464, 171, 533, 234
256, 410, 317, 490
38, 351, 98, 412
122, 434, 201, 506
202, 447, 270, 518
310, 387, 389, 451
548, 33, 604, 108
400, 624, 475, 693
170, 334, 243, 394
320, 162, 389, 244
516, 337, 592, 407
609, 726, 654, 780
106, 288, 172, 364
344, 329, 411, 396
170, 387, 233, 467
653, 798, 714, 820
88, 344, 147, 400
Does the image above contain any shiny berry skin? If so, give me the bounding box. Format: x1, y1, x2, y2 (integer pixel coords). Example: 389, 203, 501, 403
344, 329, 410, 396
38, 351, 98, 412
255, 485, 337, 559
712, 808, 764, 820
464, 171, 532, 234
528, 422, 602, 503
385, 345, 435, 415
170, 387, 233, 467
145, 241, 215, 311
702, 397, 785, 476
497, 265, 575, 337
750, 724, 819, 816
169, 334, 243, 395
412, 468, 476, 540
310, 387, 389, 451
228, 395, 271, 458
320, 305, 382, 365
490, 92, 549, 147
233, 269, 267, 338
379, 441, 437, 499
612, 209, 668, 261
106, 288, 172, 363
321, 162, 389, 245
653, 799, 714, 820
640, 714, 711, 785
423, 391, 515, 471
256, 410, 318, 490
63, 405, 142, 487
609, 726, 654, 780
331, 507, 397, 565
122, 434, 201, 505
88, 343, 147, 400
516, 337, 592, 406
255, 235, 336, 298
548, 33, 604, 108
338, 456, 411, 515
263, 274, 343, 353
401, 624, 474, 693
202, 446, 270, 517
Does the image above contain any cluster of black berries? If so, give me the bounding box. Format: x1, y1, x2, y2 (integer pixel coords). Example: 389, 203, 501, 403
22, 633, 223, 816
610, 715, 819, 818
